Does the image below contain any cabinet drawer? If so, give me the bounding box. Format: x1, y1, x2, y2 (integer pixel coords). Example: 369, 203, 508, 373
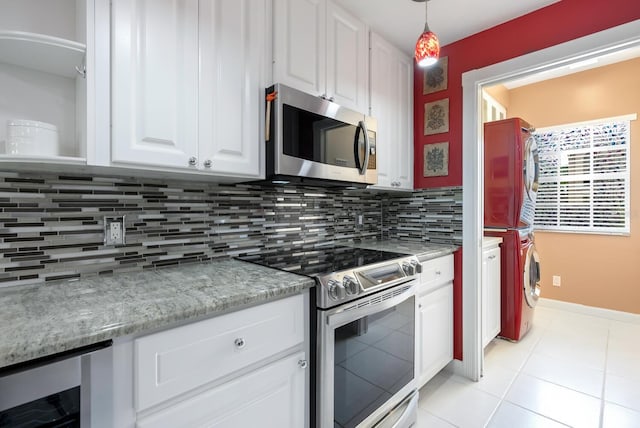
136, 351, 306, 428
418, 255, 454, 294
135, 294, 304, 411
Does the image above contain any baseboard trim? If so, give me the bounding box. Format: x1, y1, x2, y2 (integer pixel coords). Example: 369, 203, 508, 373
538, 297, 640, 324
444, 359, 465, 376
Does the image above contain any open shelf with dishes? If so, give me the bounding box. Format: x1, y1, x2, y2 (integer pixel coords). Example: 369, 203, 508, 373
0, 0, 89, 163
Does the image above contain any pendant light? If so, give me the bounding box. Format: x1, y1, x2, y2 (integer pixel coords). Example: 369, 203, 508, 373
413, 0, 440, 67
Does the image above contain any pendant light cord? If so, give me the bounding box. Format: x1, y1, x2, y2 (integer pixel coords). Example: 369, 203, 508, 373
424, 0, 430, 32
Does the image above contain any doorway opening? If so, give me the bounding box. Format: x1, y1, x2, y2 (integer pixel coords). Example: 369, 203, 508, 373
460, 19, 640, 381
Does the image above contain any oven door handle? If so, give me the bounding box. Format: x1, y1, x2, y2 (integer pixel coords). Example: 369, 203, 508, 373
326, 283, 416, 328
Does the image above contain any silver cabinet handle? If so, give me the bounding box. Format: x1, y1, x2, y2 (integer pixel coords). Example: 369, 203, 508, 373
234, 338, 245, 349
488, 255, 496, 260
435, 270, 441, 275
298, 359, 308, 369
188, 156, 198, 166
203, 159, 212, 168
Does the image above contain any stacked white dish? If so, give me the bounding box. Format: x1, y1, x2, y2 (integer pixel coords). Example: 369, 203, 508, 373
6, 119, 59, 156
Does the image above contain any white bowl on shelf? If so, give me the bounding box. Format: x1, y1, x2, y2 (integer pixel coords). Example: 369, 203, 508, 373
6, 119, 59, 156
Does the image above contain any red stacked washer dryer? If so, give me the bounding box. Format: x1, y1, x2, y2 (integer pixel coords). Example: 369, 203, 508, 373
484, 118, 541, 341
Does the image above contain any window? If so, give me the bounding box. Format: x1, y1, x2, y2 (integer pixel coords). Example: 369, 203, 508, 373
534, 115, 635, 234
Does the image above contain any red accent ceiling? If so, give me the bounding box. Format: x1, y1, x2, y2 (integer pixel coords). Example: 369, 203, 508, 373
414, 0, 640, 189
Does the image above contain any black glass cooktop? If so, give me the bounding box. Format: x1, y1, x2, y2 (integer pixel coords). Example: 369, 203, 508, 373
236, 245, 409, 277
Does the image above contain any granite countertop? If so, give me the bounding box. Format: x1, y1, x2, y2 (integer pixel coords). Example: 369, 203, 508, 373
0, 259, 315, 370
349, 239, 459, 261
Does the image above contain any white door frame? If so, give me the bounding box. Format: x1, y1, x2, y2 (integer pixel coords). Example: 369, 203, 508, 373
459, 19, 640, 381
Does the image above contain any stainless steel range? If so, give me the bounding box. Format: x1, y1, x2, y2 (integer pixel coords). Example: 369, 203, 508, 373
239, 245, 422, 428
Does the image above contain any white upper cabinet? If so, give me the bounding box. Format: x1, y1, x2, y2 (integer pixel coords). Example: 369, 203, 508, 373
111, 0, 199, 170
325, 1, 368, 113
0, 0, 94, 164
273, 0, 325, 97
369, 32, 414, 190
199, 1, 266, 176
273, 0, 368, 114
111, 0, 266, 178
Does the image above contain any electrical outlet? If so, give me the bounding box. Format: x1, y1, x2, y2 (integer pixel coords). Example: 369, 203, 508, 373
552, 275, 561, 287
104, 216, 126, 246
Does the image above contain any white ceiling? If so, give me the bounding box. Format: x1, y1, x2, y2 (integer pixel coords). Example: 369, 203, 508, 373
332, 0, 562, 55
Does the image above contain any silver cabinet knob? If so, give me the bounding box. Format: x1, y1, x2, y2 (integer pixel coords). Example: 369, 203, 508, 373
188, 156, 198, 166
298, 359, 308, 369
234, 338, 245, 349
203, 159, 212, 168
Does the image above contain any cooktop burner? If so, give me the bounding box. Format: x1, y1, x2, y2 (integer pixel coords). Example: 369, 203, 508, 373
236, 245, 408, 277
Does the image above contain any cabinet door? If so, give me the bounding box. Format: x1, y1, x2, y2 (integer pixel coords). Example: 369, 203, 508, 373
136, 352, 307, 428
136, 294, 304, 411
273, 0, 325, 97
199, 0, 266, 177
325, 0, 368, 113
417, 284, 453, 388
394, 52, 414, 189
111, 0, 198, 169
369, 32, 394, 188
483, 247, 501, 347
369, 32, 413, 190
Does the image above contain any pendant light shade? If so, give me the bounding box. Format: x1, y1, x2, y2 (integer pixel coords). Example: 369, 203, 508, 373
413, 0, 440, 67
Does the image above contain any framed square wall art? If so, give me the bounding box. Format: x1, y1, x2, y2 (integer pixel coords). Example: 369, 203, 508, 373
423, 142, 449, 177
424, 98, 449, 135
423, 56, 448, 94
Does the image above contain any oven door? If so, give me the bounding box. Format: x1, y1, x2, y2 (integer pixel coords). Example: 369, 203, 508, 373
317, 281, 417, 428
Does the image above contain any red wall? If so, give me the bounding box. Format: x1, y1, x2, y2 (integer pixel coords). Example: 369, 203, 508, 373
414, 0, 640, 188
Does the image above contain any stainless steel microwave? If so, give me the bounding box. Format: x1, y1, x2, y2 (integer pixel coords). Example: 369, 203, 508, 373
265, 84, 377, 186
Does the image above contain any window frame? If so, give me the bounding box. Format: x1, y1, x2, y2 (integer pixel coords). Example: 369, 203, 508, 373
533, 114, 635, 235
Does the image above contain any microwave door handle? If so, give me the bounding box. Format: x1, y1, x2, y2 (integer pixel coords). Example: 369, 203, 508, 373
353, 121, 370, 175
358, 121, 370, 175
353, 124, 363, 172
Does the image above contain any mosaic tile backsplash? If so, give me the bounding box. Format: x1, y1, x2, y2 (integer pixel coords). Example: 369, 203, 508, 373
0, 171, 461, 288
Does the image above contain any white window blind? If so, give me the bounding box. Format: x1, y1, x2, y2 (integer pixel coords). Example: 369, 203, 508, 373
533, 115, 635, 234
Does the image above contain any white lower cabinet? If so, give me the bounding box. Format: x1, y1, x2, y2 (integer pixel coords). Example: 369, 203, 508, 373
416, 255, 454, 388
111, 293, 308, 428
482, 238, 502, 348
136, 351, 306, 428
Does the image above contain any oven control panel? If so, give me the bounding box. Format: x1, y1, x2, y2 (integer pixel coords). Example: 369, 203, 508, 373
316, 255, 422, 308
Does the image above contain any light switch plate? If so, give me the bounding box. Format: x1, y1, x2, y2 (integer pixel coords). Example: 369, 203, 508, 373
552, 275, 561, 287
104, 216, 126, 246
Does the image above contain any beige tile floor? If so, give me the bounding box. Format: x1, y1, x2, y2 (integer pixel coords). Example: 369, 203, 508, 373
416, 304, 640, 428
